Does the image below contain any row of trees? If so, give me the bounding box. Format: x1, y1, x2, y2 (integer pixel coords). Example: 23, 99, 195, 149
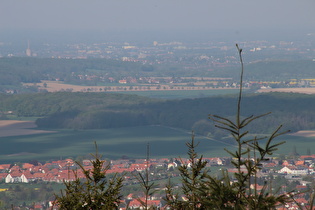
0, 183, 55, 208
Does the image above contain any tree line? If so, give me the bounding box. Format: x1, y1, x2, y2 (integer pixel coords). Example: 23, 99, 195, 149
1, 91, 315, 139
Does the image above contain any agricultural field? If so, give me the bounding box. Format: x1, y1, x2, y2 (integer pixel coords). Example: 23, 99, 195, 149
0, 123, 235, 163
280, 131, 315, 155
27, 80, 241, 99
257, 87, 315, 94
0, 120, 55, 137
0, 120, 314, 163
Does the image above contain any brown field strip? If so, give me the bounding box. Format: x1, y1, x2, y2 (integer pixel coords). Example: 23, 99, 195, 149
24, 80, 238, 93
257, 88, 315, 94
290, 130, 315, 137
0, 120, 55, 137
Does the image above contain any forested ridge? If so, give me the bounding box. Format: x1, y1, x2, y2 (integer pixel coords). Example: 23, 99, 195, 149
1, 92, 315, 137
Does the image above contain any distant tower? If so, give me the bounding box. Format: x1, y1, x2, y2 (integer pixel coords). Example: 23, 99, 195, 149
26, 40, 31, 57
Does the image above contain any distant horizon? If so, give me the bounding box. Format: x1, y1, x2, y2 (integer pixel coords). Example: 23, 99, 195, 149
1, 0, 314, 47
1, 28, 314, 45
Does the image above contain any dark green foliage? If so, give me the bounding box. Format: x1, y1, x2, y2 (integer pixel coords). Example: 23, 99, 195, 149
134, 172, 158, 210
54, 143, 124, 209
192, 119, 213, 137
0, 92, 155, 117
3, 90, 315, 133
0, 183, 58, 209
132, 143, 158, 210
207, 44, 291, 209
165, 44, 293, 209
165, 133, 209, 210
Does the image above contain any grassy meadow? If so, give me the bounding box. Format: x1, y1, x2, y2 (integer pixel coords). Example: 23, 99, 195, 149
0, 123, 314, 164
0, 125, 236, 163
275, 134, 315, 156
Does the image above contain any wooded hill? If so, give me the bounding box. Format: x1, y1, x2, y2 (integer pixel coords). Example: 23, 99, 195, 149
1, 92, 315, 139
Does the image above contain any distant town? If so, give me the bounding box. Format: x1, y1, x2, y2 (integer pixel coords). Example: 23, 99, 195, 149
0, 153, 314, 209
2, 38, 315, 64
1, 37, 314, 95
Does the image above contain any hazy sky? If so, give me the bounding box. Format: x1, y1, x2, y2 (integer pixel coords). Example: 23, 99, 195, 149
1, 0, 315, 42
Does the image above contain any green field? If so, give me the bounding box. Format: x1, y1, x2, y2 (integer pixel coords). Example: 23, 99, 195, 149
275, 134, 315, 156
0, 125, 313, 164
0, 126, 236, 163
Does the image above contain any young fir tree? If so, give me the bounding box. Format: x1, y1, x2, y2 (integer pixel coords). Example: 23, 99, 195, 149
165, 44, 294, 209
165, 133, 209, 210
54, 143, 124, 210
133, 143, 158, 210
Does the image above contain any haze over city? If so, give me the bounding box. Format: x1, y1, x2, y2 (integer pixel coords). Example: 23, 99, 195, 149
1, 0, 315, 44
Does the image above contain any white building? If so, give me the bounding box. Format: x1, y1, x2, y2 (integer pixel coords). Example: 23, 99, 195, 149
5, 173, 28, 183
278, 166, 309, 175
